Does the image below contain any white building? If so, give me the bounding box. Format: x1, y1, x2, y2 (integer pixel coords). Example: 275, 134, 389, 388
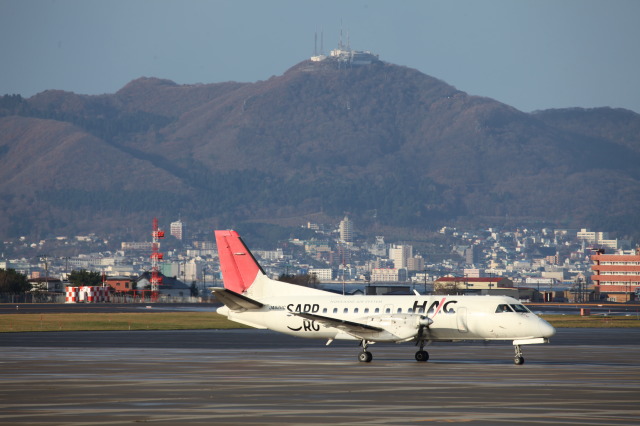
368, 236, 387, 257
308, 268, 332, 281
389, 244, 413, 269
255, 248, 285, 261
121, 242, 153, 251
170, 220, 184, 240
339, 216, 353, 243
577, 228, 618, 249
371, 268, 408, 283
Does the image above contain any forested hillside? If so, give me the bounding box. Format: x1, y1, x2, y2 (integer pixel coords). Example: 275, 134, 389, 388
1, 60, 639, 241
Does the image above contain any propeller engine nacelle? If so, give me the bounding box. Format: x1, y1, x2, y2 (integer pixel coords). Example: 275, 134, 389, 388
362, 314, 434, 342
417, 315, 433, 327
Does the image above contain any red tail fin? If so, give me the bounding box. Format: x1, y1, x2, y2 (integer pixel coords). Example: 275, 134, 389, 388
215, 230, 264, 294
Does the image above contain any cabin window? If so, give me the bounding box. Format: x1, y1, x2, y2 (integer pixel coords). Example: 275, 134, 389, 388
354, 308, 359, 314
333, 308, 338, 314
364, 308, 369, 314
510, 304, 530, 313
375, 308, 380, 313
407, 308, 414, 313
343, 308, 349, 314
397, 308, 403, 313
322, 308, 327, 314
385, 308, 391, 313
495, 304, 514, 313
417, 307, 424, 313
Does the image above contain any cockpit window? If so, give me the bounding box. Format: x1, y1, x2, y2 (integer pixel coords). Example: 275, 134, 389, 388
510, 304, 530, 313
495, 304, 514, 313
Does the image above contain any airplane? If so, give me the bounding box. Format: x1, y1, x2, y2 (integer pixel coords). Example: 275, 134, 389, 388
212, 230, 556, 364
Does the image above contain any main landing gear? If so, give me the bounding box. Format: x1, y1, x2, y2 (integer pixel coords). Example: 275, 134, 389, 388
358, 340, 430, 363
415, 339, 429, 362
358, 340, 373, 363
514, 344, 525, 365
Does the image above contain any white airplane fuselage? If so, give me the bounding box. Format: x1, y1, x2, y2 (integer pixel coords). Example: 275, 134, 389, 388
218, 293, 555, 343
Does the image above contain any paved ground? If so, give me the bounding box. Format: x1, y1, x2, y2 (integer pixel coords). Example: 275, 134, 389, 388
1, 328, 639, 425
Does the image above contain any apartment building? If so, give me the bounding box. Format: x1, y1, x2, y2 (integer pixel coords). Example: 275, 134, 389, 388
590, 248, 640, 302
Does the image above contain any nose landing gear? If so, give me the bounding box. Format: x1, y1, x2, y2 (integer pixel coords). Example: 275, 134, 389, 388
514, 344, 524, 365
415, 350, 429, 362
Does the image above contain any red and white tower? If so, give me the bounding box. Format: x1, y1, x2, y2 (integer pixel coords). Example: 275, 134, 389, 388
150, 218, 165, 298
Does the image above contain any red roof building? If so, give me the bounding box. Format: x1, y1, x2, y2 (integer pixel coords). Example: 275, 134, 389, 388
104, 277, 135, 293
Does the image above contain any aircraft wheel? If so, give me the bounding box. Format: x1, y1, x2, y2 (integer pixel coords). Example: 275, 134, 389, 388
514, 356, 524, 365
358, 351, 373, 363
415, 350, 429, 362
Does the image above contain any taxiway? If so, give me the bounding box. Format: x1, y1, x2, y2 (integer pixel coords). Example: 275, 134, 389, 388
1, 328, 639, 425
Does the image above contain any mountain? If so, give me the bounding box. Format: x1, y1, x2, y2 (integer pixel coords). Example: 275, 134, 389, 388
1, 61, 639, 241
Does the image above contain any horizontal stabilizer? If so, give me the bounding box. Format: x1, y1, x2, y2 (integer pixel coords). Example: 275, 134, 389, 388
211, 287, 263, 312
293, 312, 384, 334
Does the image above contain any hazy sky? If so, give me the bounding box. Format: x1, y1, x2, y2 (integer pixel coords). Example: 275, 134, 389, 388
1, 0, 639, 113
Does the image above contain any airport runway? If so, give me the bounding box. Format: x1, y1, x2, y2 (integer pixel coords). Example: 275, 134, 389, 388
1, 328, 639, 425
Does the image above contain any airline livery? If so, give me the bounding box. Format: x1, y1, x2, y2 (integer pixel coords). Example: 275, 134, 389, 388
213, 230, 556, 364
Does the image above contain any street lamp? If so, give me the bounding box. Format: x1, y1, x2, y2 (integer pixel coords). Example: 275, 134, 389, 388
202, 267, 206, 294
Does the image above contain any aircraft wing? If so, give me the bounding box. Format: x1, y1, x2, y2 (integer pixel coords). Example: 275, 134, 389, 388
294, 312, 431, 343
211, 287, 264, 312
293, 312, 384, 334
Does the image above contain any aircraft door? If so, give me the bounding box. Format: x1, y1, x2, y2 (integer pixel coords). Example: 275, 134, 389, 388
457, 307, 468, 333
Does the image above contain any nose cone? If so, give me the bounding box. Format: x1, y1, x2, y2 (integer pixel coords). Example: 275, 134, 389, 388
538, 318, 556, 338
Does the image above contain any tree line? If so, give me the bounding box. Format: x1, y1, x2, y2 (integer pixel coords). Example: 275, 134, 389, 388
0, 268, 110, 294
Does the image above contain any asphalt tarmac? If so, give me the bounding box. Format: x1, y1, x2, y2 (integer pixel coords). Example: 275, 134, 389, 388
1, 328, 639, 425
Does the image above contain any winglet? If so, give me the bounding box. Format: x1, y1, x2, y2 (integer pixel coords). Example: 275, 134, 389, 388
215, 230, 265, 294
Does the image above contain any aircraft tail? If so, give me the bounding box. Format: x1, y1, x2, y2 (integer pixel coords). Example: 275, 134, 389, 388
214, 230, 266, 294
214, 229, 328, 298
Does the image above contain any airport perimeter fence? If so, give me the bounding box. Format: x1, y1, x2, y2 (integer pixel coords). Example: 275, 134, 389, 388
0, 292, 66, 303
109, 293, 205, 304
0, 292, 210, 304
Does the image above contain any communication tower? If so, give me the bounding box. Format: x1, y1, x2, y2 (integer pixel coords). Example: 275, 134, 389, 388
150, 217, 165, 299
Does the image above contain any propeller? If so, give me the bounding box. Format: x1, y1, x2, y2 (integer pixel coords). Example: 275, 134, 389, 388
415, 315, 433, 345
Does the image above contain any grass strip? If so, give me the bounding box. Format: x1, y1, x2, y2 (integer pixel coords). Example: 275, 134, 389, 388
0, 312, 249, 333
540, 314, 640, 328
1, 312, 638, 333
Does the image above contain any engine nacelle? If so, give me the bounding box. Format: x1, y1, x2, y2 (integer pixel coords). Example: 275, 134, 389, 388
417, 315, 433, 327
362, 314, 433, 342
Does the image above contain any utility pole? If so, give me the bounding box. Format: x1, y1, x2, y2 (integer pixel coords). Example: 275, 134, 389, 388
423, 269, 427, 294
39, 254, 49, 292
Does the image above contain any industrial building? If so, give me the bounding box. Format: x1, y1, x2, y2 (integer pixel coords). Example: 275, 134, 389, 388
434, 277, 514, 292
